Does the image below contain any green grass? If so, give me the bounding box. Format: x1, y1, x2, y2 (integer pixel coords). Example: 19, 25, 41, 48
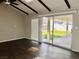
42, 30, 70, 39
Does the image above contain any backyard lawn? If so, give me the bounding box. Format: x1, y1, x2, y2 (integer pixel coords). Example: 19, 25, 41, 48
42, 30, 70, 39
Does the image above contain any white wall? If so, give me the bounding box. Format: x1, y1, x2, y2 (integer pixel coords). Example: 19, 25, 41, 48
0, 4, 26, 42
71, 11, 79, 52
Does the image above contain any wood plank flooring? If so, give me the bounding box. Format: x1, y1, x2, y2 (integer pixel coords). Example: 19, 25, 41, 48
0, 39, 79, 59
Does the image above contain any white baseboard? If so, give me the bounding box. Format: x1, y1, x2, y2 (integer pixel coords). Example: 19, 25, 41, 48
0, 37, 26, 43
72, 49, 79, 52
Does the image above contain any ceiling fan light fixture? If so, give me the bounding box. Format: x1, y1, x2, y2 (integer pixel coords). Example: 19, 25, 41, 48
5, 1, 10, 5
25, 0, 33, 3
5, 0, 10, 5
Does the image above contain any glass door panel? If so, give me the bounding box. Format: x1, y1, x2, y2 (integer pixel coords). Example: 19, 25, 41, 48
53, 15, 73, 49
41, 17, 49, 42
49, 17, 54, 43
31, 19, 39, 41
66, 15, 73, 48
41, 17, 54, 43
53, 15, 67, 47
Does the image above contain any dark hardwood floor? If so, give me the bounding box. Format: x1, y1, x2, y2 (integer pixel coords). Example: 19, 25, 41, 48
0, 39, 79, 59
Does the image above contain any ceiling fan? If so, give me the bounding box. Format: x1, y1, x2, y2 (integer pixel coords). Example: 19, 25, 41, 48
0, 0, 18, 5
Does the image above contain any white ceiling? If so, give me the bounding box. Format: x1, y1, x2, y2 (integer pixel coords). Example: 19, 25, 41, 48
13, 0, 79, 15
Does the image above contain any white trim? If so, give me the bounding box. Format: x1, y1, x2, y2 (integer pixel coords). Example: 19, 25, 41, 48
72, 49, 79, 52
0, 37, 25, 43
38, 9, 77, 17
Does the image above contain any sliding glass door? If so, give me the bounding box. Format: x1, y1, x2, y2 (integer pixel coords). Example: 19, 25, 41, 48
53, 15, 72, 48
40, 14, 73, 49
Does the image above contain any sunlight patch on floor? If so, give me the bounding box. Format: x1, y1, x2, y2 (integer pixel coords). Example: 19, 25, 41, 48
34, 57, 43, 59
28, 47, 39, 52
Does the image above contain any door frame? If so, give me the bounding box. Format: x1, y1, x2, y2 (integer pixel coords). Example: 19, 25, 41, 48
38, 14, 73, 49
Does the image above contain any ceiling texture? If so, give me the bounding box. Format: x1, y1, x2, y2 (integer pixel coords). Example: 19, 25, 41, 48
2, 0, 79, 15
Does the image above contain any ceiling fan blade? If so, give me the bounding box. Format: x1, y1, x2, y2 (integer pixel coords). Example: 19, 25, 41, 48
11, 2, 18, 5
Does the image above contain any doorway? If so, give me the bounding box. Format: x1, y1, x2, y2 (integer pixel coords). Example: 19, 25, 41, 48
41, 14, 73, 49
